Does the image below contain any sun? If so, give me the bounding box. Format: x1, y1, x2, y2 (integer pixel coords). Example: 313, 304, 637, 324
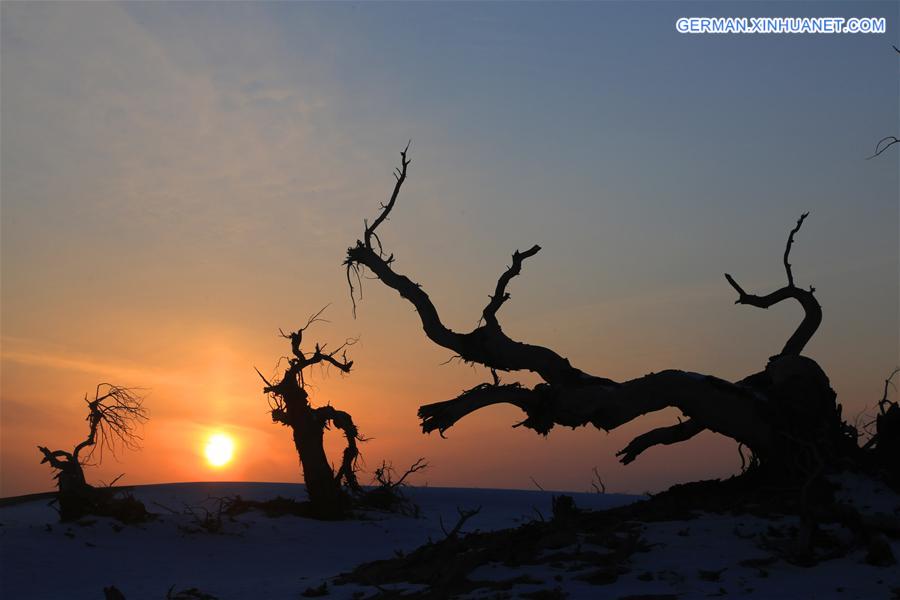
204, 433, 235, 468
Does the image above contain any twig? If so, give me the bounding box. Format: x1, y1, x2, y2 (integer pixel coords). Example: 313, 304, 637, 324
867, 136, 899, 159
439, 505, 482, 540
590, 467, 606, 494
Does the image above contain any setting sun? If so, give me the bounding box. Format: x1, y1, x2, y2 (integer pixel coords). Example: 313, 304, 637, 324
204, 433, 235, 468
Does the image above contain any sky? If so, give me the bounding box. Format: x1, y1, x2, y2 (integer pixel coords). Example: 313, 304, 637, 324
1, 1, 897, 497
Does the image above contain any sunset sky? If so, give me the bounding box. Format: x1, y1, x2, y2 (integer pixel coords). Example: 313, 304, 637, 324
2, 1, 897, 497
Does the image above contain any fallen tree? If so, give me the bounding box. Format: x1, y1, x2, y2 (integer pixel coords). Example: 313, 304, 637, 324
344, 145, 867, 484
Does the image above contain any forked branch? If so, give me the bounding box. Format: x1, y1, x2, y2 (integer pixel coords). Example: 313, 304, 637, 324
346, 148, 835, 469
73, 384, 148, 465
373, 457, 429, 490
346, 147, 595, 385
725, 212, 821, 357
482, 245, 542, 328
262, 308, 356, 394
365, 140, 410, 253
878, 368, 899, 415
868, 136, 899, 159
440, 506, 482, 540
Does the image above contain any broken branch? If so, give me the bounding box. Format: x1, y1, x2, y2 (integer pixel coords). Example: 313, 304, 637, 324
482, 246, 542, 328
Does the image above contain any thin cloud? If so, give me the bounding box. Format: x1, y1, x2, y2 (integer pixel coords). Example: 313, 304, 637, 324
1, 342, 184, 386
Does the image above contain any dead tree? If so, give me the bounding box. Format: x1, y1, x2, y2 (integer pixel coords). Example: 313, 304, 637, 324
863, 369, 900, 484
344, 145, 859, 484
256, 308, 364, 519
38, 384, 149, 521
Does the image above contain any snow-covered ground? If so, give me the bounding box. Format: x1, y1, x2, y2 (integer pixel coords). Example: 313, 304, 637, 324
448, 510, 900, 600
1, 479, 897, 599
0, 482, 633, 599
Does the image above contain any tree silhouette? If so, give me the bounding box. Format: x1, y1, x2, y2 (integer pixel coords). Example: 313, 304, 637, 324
256, 308, 364, 519
865, 369, 900, 484
345, 145, 863, 484
38, 383, 150, 522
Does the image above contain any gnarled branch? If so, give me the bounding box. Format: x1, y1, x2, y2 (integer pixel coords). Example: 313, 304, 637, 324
70, 384, 148, 465
725, 212, 821, 357
365, 141, 410, 253
783, 212, 807, 287
482, 245, 541, 328
420, 368, 773, 459
38, 447, 73, 470
616, 418, 705, 465
440, 505, 482, 540
316, 405, 363, 491
419, 383, 539, 436
868, 136, 899, 159
346, 148, 837, 469
345, 149, 600, 385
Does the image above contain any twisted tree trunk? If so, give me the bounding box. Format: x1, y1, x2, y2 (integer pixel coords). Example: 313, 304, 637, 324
258, 311, 362, 519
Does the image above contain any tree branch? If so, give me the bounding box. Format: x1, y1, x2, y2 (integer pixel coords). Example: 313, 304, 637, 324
347, 146, 605, 384
254, 366, 273, 388
392, 457, 428, 488
302, 341, 355, 373
347, 150, 835, 467
364, 141, 410, 252
482, 246, 541, 328
73, 384, 148, 465
347, 243, 464, 350
440, 506, 482, 540
868, 136, 899, 159
725, 213, 821, 357
616, 418, 705, 464
38, 446, 73, 470
316, 405, 363, 491
274, 319, 355, 390
348, 229, 601, 384
783, 212, 808, 287
420, 369, 773, 455
419, 383, 539, 436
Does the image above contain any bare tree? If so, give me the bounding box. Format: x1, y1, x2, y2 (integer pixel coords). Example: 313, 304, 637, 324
344, 146, 860, 483
256, 308, 364, 519
864, 369, 900, 484
38, 383, 149, 521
